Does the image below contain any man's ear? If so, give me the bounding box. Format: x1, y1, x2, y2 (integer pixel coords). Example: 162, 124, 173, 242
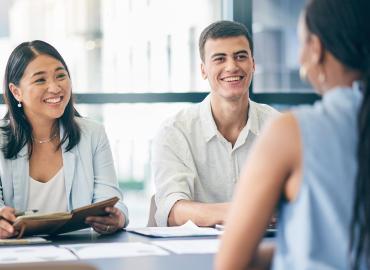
201, 62, 207, 80
8, 83, 22, 102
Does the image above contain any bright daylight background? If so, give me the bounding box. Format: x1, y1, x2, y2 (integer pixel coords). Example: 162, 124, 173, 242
0, 0, 307, 227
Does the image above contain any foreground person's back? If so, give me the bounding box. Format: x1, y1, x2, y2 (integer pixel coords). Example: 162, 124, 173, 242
215, 0, 370, 269
273, 84, 363, 269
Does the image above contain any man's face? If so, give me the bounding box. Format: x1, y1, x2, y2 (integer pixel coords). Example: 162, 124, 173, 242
201, 36, 255, 102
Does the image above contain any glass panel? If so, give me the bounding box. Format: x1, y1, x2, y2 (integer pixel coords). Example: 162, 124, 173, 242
252, 0, 312, 93
76, 103, 192, 226
0, 105, 7, 117
0, 0, 223, 93
76, 103, 190, 189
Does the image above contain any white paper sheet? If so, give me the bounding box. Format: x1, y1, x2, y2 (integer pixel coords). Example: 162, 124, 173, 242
0, 246, 76, 263
126, 220, 223, 237
152, 239, 220, 254
61, 242, 169, 259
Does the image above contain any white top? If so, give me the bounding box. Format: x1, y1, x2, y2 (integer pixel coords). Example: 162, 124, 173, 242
27, 168, 68, 213
152, 95, 278, 226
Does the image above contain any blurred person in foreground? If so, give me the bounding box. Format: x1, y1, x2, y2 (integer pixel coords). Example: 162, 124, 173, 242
216, 0, 370, 269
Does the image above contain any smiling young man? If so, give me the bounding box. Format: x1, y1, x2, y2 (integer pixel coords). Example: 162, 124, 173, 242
152, 21, 278, 227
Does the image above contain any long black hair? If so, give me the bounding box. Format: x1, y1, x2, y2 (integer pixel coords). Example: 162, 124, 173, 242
1, 40, 81, 159
304, 0, 370, 268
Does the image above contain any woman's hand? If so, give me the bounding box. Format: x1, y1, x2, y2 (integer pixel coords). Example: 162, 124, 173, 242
85, 207, 125, 234
0, 207, 18, 239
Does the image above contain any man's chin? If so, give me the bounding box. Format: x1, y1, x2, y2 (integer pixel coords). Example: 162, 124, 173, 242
216, 90, 249, 102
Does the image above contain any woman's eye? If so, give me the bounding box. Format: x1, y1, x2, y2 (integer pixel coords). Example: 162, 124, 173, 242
56, 74, 66, 80
34, 78, 45, 84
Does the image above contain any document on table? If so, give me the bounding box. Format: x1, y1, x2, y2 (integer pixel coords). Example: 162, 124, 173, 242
152, 239, 220, 254
0, 246, 76, 264
61, 242, 169, 259
0, 237, 49, 245
215, 224, 277, 237
126, 220, 223, 238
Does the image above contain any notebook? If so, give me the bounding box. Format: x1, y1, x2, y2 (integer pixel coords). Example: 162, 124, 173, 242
12, 197, 119, 238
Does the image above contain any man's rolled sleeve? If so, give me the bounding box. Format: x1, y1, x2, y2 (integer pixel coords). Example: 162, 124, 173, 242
151, 125, 197, 226
155, 192, 190, 227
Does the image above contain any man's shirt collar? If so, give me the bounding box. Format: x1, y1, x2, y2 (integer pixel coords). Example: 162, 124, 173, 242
200, 95, 218, 142
200, 94, 260, 144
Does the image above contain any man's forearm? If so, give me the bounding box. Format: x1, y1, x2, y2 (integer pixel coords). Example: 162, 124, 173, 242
168, 200, 230, 227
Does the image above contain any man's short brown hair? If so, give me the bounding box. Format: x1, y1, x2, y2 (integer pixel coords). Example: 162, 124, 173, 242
199, 20, 254, 62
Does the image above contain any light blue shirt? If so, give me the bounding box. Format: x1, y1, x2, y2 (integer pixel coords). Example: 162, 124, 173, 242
272, 83, 363, 269
0, 117, 129, 227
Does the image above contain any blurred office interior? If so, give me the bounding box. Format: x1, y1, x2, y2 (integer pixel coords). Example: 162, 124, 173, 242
0, 0, 315, 226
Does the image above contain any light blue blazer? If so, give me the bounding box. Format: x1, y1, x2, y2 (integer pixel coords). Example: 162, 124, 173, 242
0, 117, 129, 227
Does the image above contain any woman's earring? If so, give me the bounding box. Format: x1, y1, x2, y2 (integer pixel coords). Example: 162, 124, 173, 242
318, 72, 326, 84
17, 101, 22, 108
299, 65, 308, 81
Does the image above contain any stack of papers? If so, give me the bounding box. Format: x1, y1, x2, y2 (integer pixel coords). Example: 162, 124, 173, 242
126, 220, 223, 238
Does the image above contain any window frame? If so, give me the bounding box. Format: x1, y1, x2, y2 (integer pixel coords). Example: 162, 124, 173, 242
79, 0, 319, 106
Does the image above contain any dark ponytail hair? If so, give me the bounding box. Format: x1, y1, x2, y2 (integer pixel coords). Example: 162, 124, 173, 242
304, 0, 370, 268
352, 68, 370, 269
1, 40, 81, 159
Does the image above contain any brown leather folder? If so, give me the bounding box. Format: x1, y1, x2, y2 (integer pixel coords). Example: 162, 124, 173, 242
12, 197, 119, 238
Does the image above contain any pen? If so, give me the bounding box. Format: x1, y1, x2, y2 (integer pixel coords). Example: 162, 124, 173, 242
14, 210, 38, 217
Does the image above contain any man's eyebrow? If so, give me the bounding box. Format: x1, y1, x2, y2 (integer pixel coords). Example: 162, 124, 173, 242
234, 50, 249, 55
211, 53, 226, 58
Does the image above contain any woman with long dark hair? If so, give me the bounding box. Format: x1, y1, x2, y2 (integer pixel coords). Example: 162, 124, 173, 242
0, 40, 129, 238
216, 0, 370, 269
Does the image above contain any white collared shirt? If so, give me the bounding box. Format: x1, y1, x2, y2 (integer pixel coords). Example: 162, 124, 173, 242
152, 95, 278, 226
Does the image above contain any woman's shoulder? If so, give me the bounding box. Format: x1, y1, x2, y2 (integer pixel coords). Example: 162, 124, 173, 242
70, 117, 106, 147
75, 117, 105, 134
73, 117, 109, 148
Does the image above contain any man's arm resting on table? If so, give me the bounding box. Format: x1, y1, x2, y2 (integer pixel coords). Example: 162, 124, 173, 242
168, 199, 230, 227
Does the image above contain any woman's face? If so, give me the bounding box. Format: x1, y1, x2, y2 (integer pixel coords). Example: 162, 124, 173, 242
10, 54, 71, 124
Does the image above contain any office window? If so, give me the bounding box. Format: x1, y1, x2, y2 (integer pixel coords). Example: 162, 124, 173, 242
0, 0, 318, 226
76, 103, 190, 190
0, 0, 223, 93
0, 0, 228, 226
252, 0, 311, 93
